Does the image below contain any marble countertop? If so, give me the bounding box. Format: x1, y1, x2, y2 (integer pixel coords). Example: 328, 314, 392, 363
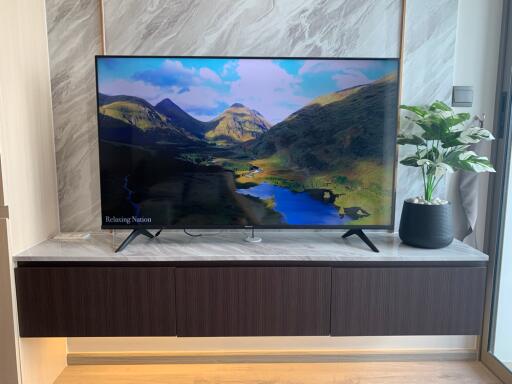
14, 230, 488, 263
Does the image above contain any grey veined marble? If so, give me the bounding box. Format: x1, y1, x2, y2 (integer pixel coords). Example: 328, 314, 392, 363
46, 0, 103, 231
14, 231, 487, 263
396, 0, 459, 226
45, 0, 458, 232
103, 0, 401, 57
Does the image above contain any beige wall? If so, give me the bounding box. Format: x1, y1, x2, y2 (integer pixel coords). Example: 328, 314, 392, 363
0, 0, 66, 383
0, 0, 60, 255
449, 0, 503, 249
19, 339, 67, 384
0, 218, 19, 384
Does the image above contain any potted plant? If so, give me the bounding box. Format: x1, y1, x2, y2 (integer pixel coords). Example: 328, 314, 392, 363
398, 100, 495, 248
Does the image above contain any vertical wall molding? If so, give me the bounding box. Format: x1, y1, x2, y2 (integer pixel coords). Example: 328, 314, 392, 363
393, 0, 407, 230
99, 0, 106, 54
398, 0, 407, 108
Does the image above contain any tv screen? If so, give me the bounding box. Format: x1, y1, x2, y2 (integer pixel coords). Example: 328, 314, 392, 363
96, 56, 399, 229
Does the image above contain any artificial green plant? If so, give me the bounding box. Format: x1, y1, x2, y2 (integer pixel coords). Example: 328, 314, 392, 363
398, 101, 495, 202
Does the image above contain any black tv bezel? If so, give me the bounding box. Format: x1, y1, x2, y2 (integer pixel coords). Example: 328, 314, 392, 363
95, 55, 400, 231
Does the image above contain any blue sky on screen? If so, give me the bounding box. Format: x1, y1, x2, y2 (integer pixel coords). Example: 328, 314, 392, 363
98, 57, 397, 124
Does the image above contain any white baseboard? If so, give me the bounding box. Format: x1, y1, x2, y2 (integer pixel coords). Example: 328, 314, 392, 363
67, 348, 477, 365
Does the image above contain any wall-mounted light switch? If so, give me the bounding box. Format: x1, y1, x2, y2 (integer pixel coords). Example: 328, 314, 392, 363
452, 86, 473, 107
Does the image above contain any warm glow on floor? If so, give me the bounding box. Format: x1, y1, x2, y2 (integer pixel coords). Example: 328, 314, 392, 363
55, 361, 500, 384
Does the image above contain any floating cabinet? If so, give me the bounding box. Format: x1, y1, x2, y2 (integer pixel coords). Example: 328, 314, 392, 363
15, 267, 176, 337
14, 263, 486, 338
330, 267, 486, 336
175, 267, 332, 336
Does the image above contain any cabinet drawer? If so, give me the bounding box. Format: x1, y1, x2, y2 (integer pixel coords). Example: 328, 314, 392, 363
15, 267, 176, 337
331, 267, 486, 336
176, 267, 331, 336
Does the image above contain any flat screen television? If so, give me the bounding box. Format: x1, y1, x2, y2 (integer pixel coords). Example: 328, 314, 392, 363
95, 56, 399, 230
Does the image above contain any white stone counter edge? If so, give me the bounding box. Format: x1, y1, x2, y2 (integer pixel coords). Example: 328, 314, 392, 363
14, 231, 488, 263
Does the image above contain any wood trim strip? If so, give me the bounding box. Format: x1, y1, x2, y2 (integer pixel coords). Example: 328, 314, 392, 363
398, 0, 407, 104
67, 349, 477, 366
391, 0, 407, 230
0, 205, 8, 219
99, 0, 106, 54
399, 0, 407, 65
0, 155, 5, 207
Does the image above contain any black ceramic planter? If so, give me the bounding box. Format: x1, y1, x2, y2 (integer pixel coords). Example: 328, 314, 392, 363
399, 200, 454, 249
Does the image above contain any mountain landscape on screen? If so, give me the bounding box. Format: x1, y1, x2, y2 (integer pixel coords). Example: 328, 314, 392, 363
96, 58, 398, 227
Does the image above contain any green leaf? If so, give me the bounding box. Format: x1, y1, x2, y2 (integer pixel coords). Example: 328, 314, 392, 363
444, 150, 495, 173
459, 152, 495, 172
419, 115, 446, 140
434, 163, 454, 178
425, 163, 437, 176
445, 113, 471, 129
441, 127, 495, 147
417, 147, 440, 162
429, 147, 440, 161
441, 131, 463, 148
429, 100, 452, 112
397, 134, 426, 146
400, 105, 428, 117
400, 156, 421, 167
441, 146, 471, 160
402, 103, 494, 150
443, 147, 468, 164
458, 127, 495, 144
418, 158, 434, 167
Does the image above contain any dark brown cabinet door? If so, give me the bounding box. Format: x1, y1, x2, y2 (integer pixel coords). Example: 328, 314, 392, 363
176, 267, 331, 336
331, 267, 486, 336
15, 267, 176, 337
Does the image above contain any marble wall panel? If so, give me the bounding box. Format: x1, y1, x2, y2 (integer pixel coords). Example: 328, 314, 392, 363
104, 0, 400, 57
396, 0, 459, 226
46, 0, 103, 231
45, 0, 457, 232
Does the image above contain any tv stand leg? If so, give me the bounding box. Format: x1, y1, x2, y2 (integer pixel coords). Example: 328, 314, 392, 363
115, 229, 154, 253
244, 226, 262, 243
342, 229, 379, 253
